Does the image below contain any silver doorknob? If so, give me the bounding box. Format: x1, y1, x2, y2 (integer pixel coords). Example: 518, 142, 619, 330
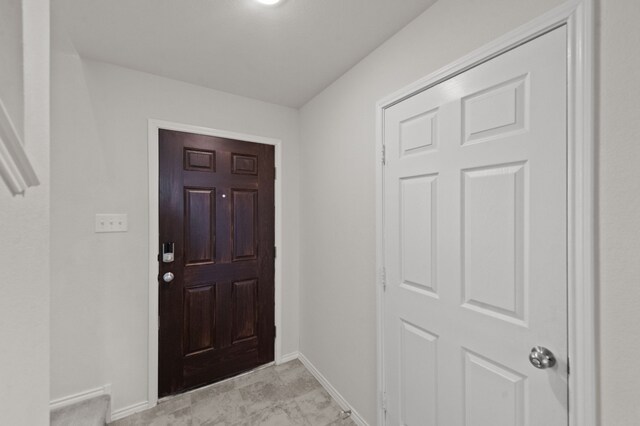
529, 346, 556, 369
163, 272, 175, 283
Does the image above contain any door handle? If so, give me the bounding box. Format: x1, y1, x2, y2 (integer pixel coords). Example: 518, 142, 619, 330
162, 272, 175, 283
529, 346, 556, 369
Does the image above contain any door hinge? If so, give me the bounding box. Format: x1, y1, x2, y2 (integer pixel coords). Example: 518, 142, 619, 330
381, 390, 387, 413
274, 325, 277, 339
274, 246, 277, 258
381, 145, 386, 166
158, 316, 160, 331
274, 167, 277, 180
381, 266, 387, 292
567, 357, 570, 375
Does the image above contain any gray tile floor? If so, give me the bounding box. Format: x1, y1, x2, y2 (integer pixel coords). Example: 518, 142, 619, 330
109, 360, 356, 426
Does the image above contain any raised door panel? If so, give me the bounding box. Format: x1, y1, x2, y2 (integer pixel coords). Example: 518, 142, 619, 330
184, 148, 216, 172
462, 75, 528, 145
461, 163, 527, 324
400, 321, 438, 426
185, 189, 216, 265
400, 108, 438, 156
232, 279, 258, 343
231, 153, 258, 175
400, 174, 438, 297
232, 189, 258, 261
184, 285, 216, 356
463, 350, 525, 426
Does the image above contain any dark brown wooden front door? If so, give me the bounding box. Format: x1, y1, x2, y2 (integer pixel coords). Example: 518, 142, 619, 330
158, 129, 275, 397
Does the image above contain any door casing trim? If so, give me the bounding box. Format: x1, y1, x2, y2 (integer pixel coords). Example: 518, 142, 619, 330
374, 1, 596, 425
147, 119, 283, 408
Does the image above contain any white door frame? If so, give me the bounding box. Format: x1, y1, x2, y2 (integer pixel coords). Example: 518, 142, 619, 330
147, 119, 284, 408
375, 1, 596, 425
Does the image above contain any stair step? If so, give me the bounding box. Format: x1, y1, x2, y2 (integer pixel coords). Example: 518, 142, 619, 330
51, 394, 110, 426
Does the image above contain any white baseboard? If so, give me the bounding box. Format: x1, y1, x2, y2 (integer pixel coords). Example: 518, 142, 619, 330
298, 353, 369, 426
111, 400, 149, 421
278, 351, 300, 364
50, 384, 112, 411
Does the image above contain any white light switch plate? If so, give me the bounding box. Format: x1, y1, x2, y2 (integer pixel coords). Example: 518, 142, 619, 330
95, 214, 128, 233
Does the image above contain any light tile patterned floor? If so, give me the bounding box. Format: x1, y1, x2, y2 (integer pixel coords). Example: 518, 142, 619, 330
109, 360, 356, 426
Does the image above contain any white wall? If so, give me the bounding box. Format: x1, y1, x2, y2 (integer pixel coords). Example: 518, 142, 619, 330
298, 0, 593, 423
598, 0, 640, 424
0, 0, 50, 424
50, 52, 300, 413
0, 0, 24, 138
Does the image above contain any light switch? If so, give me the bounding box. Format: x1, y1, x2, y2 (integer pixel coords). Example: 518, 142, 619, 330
95, 214, 128, 233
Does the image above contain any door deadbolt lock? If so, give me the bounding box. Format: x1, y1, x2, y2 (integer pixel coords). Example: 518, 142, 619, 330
162, 272, 175, 283
162, 242, 175, 263
529, 346, 556, 369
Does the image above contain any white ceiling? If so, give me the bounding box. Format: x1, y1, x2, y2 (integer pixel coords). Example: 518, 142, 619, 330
52, 0, 437, 107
